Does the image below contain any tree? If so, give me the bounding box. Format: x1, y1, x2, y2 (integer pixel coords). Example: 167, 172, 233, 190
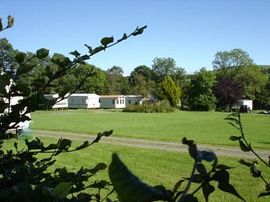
151, 57, 185, 84
160, 75, 181, 107
254, 77, 270, 110
212, 48, 254, 70
74, 64, 107, 94
105, 66, 130, 95
214, 77, 243, 111
234, 65, 268, 100
129, 65, 155, 97
188, 68, 216, 111
107, 65, 124, 75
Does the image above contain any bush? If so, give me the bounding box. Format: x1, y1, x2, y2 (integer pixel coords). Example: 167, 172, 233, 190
123, 100, 175, 113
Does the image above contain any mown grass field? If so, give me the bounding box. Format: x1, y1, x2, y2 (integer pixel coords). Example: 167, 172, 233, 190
3, 137, 270, 202
31, 110, 270, 149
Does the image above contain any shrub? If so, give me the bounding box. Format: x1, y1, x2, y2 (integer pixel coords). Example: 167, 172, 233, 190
123, 100, 175, 113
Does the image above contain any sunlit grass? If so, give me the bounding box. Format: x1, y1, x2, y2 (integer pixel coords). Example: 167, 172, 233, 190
31, 110, 270, 149
3, 137, 270, 202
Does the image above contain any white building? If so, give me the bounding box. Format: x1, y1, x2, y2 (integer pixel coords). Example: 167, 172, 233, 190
238, 99, 253, 110
68, 93, 100, 109
99, 95, 126, 109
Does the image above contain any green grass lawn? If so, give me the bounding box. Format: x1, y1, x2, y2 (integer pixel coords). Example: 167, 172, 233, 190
3, 137, 270, 202
31, 110, 270, 149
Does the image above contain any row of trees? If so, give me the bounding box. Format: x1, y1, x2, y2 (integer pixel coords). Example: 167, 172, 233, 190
1, 38, 269, 111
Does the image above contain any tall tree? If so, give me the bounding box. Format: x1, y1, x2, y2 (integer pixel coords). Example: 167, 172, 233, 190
160, 75, 181, 107
74, 65, 107, 94
105, 66, 130, 94
151, 57, 185, 84
129, 65, 155, 96
235, 65, 268, 100
188, 68, 216, 111
214, 77, 243, 111
212, 48, 254, 70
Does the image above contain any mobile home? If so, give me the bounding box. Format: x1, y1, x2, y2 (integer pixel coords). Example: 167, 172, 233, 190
43, 94, 68, 109
68, 93, 100, 109
125, 95, 143, 106
99, 95, 126, 109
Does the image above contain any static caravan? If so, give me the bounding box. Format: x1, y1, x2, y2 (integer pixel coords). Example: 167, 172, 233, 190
44, 94, 68, 109
125, 95, 143, 106
232, 99, 253, 112
99, 95, 126, 109
68, 93, 100, 109
238, 99, 253, 110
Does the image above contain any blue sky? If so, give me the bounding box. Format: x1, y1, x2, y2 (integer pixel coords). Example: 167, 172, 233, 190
1, 0, 269, 75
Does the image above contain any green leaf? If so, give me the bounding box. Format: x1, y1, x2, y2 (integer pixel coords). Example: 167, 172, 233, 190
58, 138, 72, 151
197, 150, 217, 162
7, 15, 14, 28
202, 183, 215, 202
238, 159, 253, 167
196, 163, 207, 176
229, 136, 242, 141
89, 163, 107, 174
100, 36, 114, 47
227, 122, 240, 131
258, 192, 270, 197
185, 174, 203, 183
92, 130, 113, 144
132, 25, 147, 36
25, 138, 45, 151
122, 33, 127, 40
215, 164, 234, 170
172, 179, 184, 193
69, 50, 80, 57
36, 48, 49, 59
250, 166, 261, 177
239, 140, 251, 152
117, 33, 128, 42
76, 141, 89, 150
91, 46, 104, 54
52, 182, 72, 199
84, 44, 92, 53
109, 153, 167, 202
182, 138, 197, 160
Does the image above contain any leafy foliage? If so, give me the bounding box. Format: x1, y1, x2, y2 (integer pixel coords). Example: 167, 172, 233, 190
123, 100, 174, 113
214, 77, 243, 111
0, 131, 113, 201
1, 18, 147, 201
226, 113, 270, 198
188, 68, 216, 111
129, 65, 155, 97
160, 75, 181, 107
212, 48, 254, 70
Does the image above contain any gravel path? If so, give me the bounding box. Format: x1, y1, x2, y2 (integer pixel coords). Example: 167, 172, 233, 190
33, 129, 269, 160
